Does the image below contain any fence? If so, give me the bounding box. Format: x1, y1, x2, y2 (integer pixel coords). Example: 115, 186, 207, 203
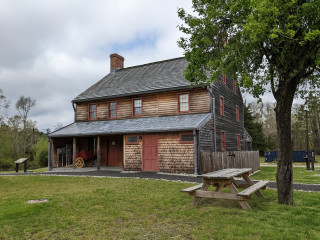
264, 150, 315, 162
200, 151, 260, 174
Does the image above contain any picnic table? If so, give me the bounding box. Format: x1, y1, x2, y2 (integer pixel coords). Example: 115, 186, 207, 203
181, 168, 268, 210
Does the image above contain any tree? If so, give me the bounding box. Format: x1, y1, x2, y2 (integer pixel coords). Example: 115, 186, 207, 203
243, 104, 266, 153
15, 96, 36, 155
0, 89, 10, 124
178, 0, 320, 204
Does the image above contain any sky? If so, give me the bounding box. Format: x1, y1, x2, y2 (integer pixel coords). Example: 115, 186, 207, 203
0, 0, 276, 132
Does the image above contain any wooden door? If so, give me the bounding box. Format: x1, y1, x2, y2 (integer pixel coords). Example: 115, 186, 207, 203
143, 134, 158, 171
108, 139, 118, 166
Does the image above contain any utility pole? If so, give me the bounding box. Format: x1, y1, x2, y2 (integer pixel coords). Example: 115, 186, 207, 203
304, 97, 311, 170
304, 96, 315, 171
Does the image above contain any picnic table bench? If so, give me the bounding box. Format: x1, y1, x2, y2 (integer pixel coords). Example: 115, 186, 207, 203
181, 168, 268, 210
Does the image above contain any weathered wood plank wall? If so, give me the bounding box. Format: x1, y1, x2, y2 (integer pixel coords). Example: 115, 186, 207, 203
75, 88, 210, 121
200, 151, 260, 173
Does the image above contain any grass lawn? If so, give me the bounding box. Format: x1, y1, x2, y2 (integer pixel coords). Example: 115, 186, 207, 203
251, 166, 320, 184
1, 176, 320, 240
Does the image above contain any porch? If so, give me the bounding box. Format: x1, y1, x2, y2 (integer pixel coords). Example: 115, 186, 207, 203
49, 135, 124, 170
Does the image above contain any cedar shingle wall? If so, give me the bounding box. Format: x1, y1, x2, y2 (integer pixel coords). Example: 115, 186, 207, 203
158, 133, 194, 174
124, 139, 142, 171
75, 88, 210, 121
123, 132, 194, 173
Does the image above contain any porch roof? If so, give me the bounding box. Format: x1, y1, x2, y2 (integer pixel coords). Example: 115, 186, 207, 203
48, 113, 211, 138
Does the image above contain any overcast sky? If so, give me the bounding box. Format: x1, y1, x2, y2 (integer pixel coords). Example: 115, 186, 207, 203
0, 0, 276, 132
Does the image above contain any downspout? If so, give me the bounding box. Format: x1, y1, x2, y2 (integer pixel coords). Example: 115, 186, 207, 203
72, 102, 76, 122
193, 129, 198, 175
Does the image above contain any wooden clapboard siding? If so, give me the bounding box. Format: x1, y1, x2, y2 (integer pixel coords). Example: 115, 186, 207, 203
97, 102, 108, 120
75, 87, 210, 122
158, 132, 194, 173
76, 104, 88, 121
212, 76, 245, 151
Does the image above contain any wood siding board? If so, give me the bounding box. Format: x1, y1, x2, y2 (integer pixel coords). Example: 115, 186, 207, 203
75, 88, 210, 122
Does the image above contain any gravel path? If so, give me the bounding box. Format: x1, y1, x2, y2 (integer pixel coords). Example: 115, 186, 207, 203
1, 170, 320, 192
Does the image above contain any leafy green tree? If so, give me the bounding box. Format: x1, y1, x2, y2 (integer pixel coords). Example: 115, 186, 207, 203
15, 96, 36, 156
178, 0, 320, 204
30, 135, 48, 167
244, 104, 266, 153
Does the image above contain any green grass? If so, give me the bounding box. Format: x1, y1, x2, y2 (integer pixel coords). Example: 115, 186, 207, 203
0, 176, 320, 240
0, 167, 47, 174
251, 166, 320, 184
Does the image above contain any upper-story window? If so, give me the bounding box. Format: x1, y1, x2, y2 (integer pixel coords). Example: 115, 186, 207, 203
236, 105, 240, 122
220, 96, 224, 116
222, 74, 227, 84
89, 104, 97, 120
178, 93, 189, 113
109, 101, 117, 119
221, 131, 226, 151
237, 134, 241, 150
133, 98, 142, 117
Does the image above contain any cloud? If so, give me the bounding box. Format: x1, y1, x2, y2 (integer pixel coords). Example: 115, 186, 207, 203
0, 0, 193, 131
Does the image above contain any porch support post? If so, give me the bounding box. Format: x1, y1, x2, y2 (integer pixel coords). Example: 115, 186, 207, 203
97, 136, 101, 170
73, 137, 76, 169
47, 137, 52, 171
193, 129, 198, 175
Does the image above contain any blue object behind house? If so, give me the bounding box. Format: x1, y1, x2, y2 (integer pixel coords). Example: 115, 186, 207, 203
264, 151, 315, 162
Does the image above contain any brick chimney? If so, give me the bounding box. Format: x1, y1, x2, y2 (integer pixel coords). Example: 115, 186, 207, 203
110, 53, 124, 73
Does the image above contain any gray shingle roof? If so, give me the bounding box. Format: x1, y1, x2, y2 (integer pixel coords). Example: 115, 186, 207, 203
49, 113, 211, 137
73, 57, 191, 102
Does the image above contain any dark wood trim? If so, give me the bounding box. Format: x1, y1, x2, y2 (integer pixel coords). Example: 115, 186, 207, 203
126, 135, 140, 145
179, 132, 194, 144
108, 101, 117, 119
178, 92, 190, 113
132, 98, 143, 117
88, 103, 97, 120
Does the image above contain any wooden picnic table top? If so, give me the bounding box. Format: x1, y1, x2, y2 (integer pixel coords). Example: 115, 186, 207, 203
14, 158, 28, 164
198, 168, 252, 180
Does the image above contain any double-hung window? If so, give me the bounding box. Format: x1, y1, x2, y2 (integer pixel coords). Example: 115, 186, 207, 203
109, 101, 117, 119
89, 104, 97, 120
220, 96, 224, 116
133, 98, 142, 117
178, 93, 189, 113
221, 131, 226, 151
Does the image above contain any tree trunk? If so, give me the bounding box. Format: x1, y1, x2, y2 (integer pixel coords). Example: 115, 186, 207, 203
275, 94, 294, 204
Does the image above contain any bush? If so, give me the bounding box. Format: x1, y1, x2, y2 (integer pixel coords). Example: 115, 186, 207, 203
31, 136, 48, 167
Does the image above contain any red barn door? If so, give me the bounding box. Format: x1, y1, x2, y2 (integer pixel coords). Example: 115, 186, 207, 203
143, 134, 158, 172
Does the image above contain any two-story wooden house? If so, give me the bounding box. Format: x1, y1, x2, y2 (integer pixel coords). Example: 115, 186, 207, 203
48, 53, 251, 174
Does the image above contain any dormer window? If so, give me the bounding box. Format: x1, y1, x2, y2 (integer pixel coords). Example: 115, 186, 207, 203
133, 98, 142, 117
89, 104, 97, 120
109, 101, 117, 119
178, 93, 189, 113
